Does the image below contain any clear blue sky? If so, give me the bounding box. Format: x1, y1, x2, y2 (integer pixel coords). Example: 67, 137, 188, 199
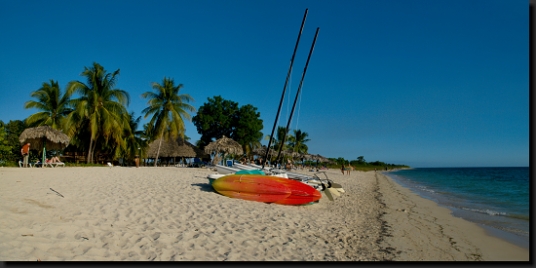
0, 0, 529, 168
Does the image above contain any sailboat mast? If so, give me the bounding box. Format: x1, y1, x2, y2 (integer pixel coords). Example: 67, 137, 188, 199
274, 27, 320, 165
262, 9, 308, 169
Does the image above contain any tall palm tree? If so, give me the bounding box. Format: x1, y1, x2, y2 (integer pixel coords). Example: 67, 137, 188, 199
287, 129, 310, 154
24, 80, 72, 129
66, 62, 130, 163
141, 77, 195, 166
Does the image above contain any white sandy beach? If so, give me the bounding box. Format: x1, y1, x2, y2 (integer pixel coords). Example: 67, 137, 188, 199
0, 166, 529, 261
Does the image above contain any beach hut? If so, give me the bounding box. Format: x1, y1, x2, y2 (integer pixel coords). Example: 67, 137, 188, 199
147, 137, 198, 166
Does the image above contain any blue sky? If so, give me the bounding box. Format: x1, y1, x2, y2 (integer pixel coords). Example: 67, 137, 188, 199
0, 0, 529, 167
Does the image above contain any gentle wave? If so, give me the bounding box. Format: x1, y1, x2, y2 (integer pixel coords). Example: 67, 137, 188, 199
415, 185, 435, 193
460, 207, 507, 216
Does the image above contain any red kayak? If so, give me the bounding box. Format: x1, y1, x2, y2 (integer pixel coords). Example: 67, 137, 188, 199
212, 174, 321, 205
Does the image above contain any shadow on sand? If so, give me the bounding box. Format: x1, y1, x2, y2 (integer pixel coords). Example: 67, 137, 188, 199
191, 183, 214, 193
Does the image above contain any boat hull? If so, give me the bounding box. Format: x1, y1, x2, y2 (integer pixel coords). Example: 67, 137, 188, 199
211, 174, 321, 205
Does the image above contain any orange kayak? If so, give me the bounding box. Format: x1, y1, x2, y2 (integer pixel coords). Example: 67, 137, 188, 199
212, 174, 321, 205
212, 175, 292, 203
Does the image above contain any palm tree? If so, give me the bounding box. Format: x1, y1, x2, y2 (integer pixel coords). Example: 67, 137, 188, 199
66, 62, 130, 163
287, 129, 310, 154
264, 126, 289, 163
115, 112, 145, 163
24, 80, 72, 129
141, 77, 195, 166
271, 126, 289, 152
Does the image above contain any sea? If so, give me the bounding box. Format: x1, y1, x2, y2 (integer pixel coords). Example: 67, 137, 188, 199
384, 167, 530, 249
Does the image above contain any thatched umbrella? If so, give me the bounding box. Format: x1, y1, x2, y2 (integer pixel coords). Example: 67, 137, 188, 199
252, 145, 268, 156
310, 153, 332, 167
281, 149, 301, 158
19, 126, 70, 167
252, 145, 276, 159
204, 135, 243, 164
301, 153, 314, 161
315, 154, 331, 162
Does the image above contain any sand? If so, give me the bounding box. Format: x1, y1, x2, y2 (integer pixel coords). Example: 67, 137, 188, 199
0, 166, 529, 261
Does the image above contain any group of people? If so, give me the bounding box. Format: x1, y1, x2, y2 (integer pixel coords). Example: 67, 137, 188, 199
341, 163, 352, 175
20, 142, 62, 167
240, 157, 265, 166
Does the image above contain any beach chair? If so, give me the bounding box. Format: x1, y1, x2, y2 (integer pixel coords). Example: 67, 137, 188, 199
47, 161, 65, 167
18, 160, 32, 168
192, 158, 204, 168
33, 161, 43, 168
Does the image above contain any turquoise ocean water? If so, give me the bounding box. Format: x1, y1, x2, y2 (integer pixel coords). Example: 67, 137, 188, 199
384, 167, 529, 249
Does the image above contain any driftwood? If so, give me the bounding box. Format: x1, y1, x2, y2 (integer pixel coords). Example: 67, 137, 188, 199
49, 188, 64, 198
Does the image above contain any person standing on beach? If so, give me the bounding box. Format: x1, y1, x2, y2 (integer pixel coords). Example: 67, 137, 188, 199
286, 159, 292, 170
341, 163, 345, 175
21, 142, 30, 168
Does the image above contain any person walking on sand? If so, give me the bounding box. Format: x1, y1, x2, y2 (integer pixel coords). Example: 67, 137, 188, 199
346, 162, 351, 175
21, 142, 30, 168
341, 163, 345, 175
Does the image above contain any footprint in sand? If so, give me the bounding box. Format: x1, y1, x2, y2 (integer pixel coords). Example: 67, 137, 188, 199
151, 232, 161, 241
56, 232, 66, 239
74, 232, 89, 240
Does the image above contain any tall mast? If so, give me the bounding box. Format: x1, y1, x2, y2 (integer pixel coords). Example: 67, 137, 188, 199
262, 9, 308, 169
274, 27, 320, 165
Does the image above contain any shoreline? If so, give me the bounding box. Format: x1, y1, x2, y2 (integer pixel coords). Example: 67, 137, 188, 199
0, 167, 529, 261
382, 169, 529, 251
374, 171, 529, 261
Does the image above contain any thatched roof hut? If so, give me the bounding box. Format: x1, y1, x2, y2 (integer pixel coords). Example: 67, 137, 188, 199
146, 137, 208, 159
147, 137, 197, 158
19, 126, 70, 151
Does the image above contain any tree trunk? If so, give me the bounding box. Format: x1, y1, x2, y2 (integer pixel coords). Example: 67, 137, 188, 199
87, 137, 94, 164
90, 140, 97, 164
154, 135, 164, 167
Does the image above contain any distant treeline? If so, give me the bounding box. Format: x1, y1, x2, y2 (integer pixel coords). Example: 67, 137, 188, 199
326, 156, 410, 171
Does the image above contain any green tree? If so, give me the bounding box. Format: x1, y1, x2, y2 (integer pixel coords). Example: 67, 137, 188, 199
287, 129, 310, 154
192, 96, 239, 148
66, 62, 130, 163
116, 112, 146, 163
334, 157, 345, 165
234, 104, 263, 157
4, 120, 26, 148
1, 120, 27, 163
356, 156, 366, 164
0, 121, 13, 165
192, 96, 263, 156
271, 126, 289, 152
24, 80, 72, 129
141, 77, 196, 166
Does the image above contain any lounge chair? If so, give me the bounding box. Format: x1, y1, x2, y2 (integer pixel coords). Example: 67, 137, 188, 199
192, 158, 205, 168
46, 161, 65, 167
33, 161, 43, 168
18, 160, 32, 168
